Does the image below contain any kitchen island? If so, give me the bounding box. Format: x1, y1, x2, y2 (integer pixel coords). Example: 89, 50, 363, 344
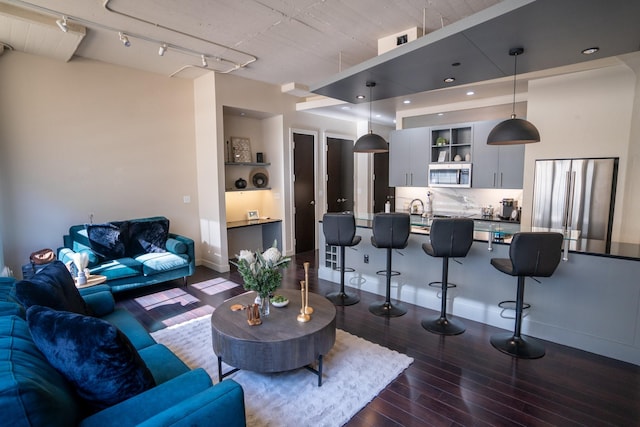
318, 216, 640, 365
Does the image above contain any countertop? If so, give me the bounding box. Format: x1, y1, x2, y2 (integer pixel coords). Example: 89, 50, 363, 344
227, 218, 282, 229
348, 213, 639, 261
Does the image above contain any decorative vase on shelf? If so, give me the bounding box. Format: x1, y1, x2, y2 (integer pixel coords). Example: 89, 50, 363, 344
235, 178, 247, 189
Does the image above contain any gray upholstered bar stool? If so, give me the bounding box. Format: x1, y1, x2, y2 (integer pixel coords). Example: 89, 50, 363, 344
369, 213, 410, 317
322, 212, 361, 306
490, 232, 563, 359
421, 218, 474, 335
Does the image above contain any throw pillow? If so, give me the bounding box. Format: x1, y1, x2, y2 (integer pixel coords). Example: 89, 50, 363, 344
127, 218, 169, 256
26, 305, 156, 413
86, 221, 129, 260
12, 260, 91, 315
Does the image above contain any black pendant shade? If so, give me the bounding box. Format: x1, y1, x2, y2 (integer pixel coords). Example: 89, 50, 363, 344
487, 47, 540, 146
486, 115, 540, 145
354, 131, 389, 153
354, 81, 389, 153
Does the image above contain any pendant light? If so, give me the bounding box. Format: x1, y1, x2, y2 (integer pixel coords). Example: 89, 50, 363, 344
353, 81, 389, 153
487, 48, 540, 145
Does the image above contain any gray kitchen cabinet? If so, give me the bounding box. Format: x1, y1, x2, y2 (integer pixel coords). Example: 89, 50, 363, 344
389, 127, 430, 187
472, 120, 525, 189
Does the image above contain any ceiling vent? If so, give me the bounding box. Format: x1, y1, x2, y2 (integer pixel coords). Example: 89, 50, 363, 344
378, 27, 420, 55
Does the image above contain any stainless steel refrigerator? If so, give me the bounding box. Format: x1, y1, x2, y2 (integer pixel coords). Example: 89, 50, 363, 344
532, 158, 618, 243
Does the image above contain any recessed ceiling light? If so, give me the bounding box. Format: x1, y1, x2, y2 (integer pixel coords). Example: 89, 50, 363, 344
581, 47, 599, 55
444, 77, 455, 83
375, 114, 381, 118
403, 100, 411, 104
341, 106, 351, 110
438, 113, 444, 116
466, 91, 475, 96
356, 95, 365, 99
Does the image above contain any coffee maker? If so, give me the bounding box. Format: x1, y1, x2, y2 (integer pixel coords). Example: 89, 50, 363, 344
499, 198, 518, 220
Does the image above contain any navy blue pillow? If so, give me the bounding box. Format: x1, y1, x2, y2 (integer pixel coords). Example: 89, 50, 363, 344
127, 218, 169, 256
86, 221, 129, 260
26, 305, 156, 413
12, 260, 91, 315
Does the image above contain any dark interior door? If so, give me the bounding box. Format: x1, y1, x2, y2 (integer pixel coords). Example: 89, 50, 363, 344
293, 133, 316, 253
373, 151, 395, 213
326, 137, 354, 212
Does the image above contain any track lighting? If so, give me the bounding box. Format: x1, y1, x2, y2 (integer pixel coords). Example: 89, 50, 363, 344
56, 15, 68, 33
119, 32, 131, 47
158, 43, 167, 56
201, 55, 208, 67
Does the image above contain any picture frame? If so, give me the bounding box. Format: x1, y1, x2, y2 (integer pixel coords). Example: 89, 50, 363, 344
231, 137, 252, 163
437, 150, 448, 163
247, 210, 259, 220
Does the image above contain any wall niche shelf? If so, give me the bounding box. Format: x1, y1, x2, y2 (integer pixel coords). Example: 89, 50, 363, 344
225, 162, 271, 167
226, 186, 272, 192
224, 161, 271, 192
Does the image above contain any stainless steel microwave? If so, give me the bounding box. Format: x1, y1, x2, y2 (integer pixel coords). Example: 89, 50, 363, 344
428, 163, 472, 188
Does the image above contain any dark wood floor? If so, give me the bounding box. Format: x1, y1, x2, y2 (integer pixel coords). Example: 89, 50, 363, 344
116, 251, 639, 427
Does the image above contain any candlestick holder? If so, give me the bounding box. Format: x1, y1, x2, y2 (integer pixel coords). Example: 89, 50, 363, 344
297, 280, 311, 322
303, 262, 314, 314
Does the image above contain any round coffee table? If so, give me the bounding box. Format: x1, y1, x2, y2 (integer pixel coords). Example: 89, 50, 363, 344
211, 289, 336, 386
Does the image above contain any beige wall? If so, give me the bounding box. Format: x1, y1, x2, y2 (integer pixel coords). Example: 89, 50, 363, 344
194, 72, 359, 270
522, 63, 637, 242
0, 51, 199, 273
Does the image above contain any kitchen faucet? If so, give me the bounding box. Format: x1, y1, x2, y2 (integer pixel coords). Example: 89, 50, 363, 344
409, 198, 424, 214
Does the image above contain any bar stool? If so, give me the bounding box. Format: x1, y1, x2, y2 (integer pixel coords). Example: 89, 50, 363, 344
369, 213, 410, 317
490, 232, 563, 359
322, 212, 361, 306
421, 218, 474, 335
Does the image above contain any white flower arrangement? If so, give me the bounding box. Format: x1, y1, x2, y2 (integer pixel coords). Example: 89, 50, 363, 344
230, 241, 290, 296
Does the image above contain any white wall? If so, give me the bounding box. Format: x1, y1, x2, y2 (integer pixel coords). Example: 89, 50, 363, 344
0, 52, 200, 274
194, 72, 360, 268
522, 63, 637, 242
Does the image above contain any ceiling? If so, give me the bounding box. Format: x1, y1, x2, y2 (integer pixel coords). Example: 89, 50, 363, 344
1, 0, 639, 127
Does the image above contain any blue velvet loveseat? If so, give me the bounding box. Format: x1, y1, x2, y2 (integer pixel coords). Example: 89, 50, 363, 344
0, 263, 246, 427
58, 216, 195, 293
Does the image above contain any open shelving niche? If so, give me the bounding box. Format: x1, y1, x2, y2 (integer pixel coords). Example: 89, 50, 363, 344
430, 124, 472, 163
224, 161, 271, 192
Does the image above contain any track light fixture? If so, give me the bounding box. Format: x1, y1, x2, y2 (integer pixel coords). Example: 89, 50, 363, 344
119, 32, 131, 47
201, 55, 208, 67
56, 15, 68, 33
158, 43, 167, 56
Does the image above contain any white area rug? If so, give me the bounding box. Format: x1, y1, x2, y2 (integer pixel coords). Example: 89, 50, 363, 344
151, 315, 413, 427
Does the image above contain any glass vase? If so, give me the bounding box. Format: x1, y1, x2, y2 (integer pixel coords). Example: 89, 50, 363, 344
254, 293, 270, 317
260, 293, 270, 317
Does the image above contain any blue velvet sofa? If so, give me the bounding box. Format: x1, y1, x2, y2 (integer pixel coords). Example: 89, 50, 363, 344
0, 264, 246, 427
58, 216, 195, 293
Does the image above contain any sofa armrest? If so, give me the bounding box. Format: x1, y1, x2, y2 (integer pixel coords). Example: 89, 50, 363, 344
137, 379, 246, 427
168, 233, 195, 275
80, 369, 228, 427
81, 288, 115, 317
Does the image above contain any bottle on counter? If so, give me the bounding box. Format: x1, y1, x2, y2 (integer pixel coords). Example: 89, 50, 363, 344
384, 200, 391, 213
425, 191, 433, 217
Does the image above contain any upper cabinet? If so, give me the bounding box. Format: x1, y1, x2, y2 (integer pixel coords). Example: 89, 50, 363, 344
389, 127, 430, 187
472, 120, 525, 189
430, 124, 472, 163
